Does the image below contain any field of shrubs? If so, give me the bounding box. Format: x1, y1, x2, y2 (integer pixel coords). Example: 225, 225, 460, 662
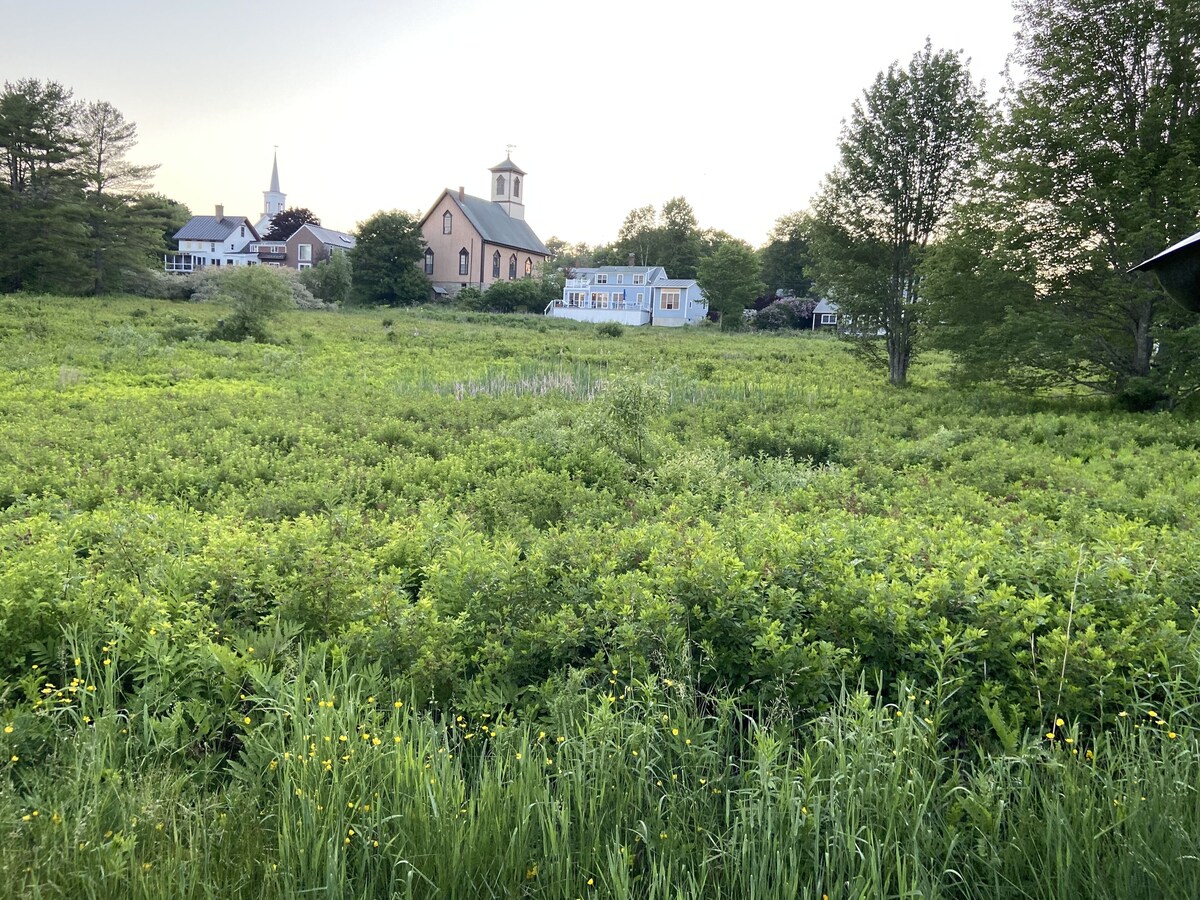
2, 294, 1199, 898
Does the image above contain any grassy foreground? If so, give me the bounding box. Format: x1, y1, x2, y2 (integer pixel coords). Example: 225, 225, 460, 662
1, 295, 1199, 897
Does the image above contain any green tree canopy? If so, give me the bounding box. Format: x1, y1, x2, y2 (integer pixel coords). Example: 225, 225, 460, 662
760, 212, 815, 297
811, 42, 985, 386
350, 210, 430, 306
0, 79, 177, 294
924, 0, 1200, 406
696, 240, 764, 327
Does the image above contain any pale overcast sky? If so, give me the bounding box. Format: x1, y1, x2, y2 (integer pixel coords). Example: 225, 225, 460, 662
6, 0, 1019, 247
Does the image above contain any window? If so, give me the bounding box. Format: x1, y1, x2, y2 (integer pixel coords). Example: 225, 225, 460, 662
595, 273, 608, 284
230, 243, 234, 250
459, 248, 470, 276
821, 313, 837, 325
496, 174, 506, 195
298, 262, 311, 270
660, 290, 681, 310
616, 274, 624, 284
508, 254, 517, 279
424, 248, 434, 274
492, 251, 501, 278
566, 291, 585, 306
298, 244, 312, 262
513, 176, 521, 198
636, 292, 644, 304
591, 292, 608, 308
633, 274, 645, 285
524, 257, 533, 277
443, 211, 452, 234
210, 243, 216, 252
240, 226, 245, 237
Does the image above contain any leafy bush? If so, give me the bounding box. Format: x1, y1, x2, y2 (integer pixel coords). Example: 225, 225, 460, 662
597, 321, 623, 338
208, 266, 294, 341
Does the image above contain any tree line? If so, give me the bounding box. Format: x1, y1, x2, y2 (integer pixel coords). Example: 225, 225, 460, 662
813, 0, 1200, 406
0, 79, 190, 295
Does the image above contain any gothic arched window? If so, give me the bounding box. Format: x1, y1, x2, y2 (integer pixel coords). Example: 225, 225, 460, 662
459, 248, 470, 276
524, 257, 533, 277
492, 251, 501, 278
513, 176, 521, 199
496, 174, 506, 195
442, 211, 452, 234
424, 248, 434, 274
508, 254, 517, 279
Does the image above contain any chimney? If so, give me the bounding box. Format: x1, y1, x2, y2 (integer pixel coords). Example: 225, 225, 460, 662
627, 252, 636, 267
458, 186, 465, 202
215, 204, 224, 220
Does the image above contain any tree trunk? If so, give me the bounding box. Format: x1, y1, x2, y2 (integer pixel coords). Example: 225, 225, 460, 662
1131, 299, 1155, 378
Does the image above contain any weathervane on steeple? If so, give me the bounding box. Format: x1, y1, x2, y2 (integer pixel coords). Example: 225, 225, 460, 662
506, 143, 516, 160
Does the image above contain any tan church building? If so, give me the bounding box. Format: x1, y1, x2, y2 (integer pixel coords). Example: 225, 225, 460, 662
418, 155, 550, 295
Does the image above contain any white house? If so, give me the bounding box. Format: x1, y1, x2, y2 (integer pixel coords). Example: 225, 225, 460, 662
164, 206, 260, 273
546, 266, 708, 327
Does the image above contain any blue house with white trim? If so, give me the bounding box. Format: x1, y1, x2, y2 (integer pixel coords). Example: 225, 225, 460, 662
546, 266, 708, 326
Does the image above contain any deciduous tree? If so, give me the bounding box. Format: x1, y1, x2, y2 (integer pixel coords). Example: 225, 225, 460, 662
811, 43, 984, 386
696, 240, 764, 327
925, 0, 1200, 406
350, 210, 429, 306
760, 212, 815, 297
264, 207, 320, 241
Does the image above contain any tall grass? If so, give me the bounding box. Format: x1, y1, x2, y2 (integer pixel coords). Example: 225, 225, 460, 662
3, 646, 1198, 899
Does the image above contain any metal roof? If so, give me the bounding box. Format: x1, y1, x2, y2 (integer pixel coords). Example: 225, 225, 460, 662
448, 191, 549, 255
174, 216, 256, 241
812, 297, 839, 315
298, 223, 356, 248
658, 279, 699, 288
489, 156, 526, 176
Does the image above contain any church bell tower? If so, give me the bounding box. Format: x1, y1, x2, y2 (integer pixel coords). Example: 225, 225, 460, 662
489, 149, 526, 221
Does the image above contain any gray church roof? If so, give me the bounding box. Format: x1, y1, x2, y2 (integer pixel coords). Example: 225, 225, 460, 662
449, 191, 548, 255
174, 216, 256, 241
489, 157, 526, 176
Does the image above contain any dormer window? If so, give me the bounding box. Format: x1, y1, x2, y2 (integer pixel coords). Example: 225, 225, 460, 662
443, 211, 452, 234
459, 248, 470, 276
496, 174, 506, 195
513, 176, 521, 198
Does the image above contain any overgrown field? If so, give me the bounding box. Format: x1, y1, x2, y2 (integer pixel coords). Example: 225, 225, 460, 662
2, 295, 1199, 898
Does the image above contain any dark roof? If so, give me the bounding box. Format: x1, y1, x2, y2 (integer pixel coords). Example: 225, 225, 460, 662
489, 156, 526, 176
430, 190, 549, 256
174, 216, 257, 241
1130, 230, 1200, 272
297, 223, 356, 249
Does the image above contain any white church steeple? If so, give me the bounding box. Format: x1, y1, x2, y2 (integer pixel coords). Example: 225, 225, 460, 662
256, 150, 286, 233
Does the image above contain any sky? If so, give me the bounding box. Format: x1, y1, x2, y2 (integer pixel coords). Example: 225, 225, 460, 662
6, 0, 1021, 248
